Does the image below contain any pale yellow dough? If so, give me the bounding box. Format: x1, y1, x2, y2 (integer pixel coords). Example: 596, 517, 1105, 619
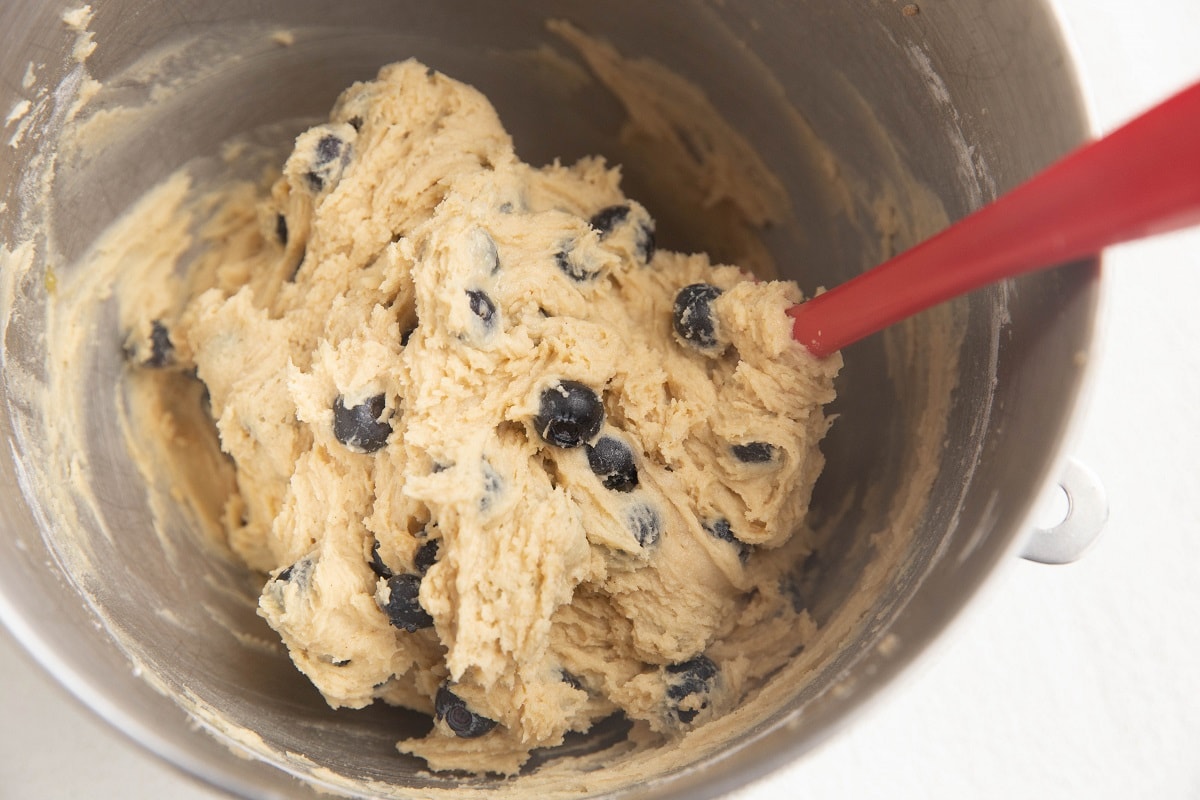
130, 60, 840, 775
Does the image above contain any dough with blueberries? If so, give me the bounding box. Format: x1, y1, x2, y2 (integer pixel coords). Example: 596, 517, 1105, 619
127, 60, 841, 775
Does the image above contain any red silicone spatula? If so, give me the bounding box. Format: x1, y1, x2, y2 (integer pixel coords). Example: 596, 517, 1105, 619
787, 80, 1200, 358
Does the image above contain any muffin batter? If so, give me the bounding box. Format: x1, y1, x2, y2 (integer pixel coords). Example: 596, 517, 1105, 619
124, 60, 841, 774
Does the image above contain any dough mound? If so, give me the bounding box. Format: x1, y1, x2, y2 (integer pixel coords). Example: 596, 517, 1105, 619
155, 60, 840, 774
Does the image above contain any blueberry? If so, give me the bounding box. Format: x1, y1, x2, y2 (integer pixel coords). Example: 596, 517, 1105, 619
555, 246, 599, 281
665, 655, 718, 691
627, 504, 661, 548
731, 442, 775, 463
143, 320, 174, 368
480, 460, 504, 511
434, 685, 497, 738
276, 213, 288, 245
315, 134, 343, 166
369, 538, 393, 579
300, 128, 352, 193
380, 573, 434, 632
588, 205, 654, 262
274, 556, 315, 591
636, 221, 657, 263
673, 284, 723, 351
333, 394, 392, 453
589, 204, 630, 236
665, 654, 719, 724
466, 289, 495, 326
304, 171, 326, 192
534, 381, 604, 448
586, 436, 638, 492
414, 538, 439, 575
703, 518, 751, 562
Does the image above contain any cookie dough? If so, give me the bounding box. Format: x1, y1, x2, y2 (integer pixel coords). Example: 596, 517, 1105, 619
126, 60, 841, 775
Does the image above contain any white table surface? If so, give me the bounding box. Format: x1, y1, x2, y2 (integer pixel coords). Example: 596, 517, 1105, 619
4, 1, 1199, 797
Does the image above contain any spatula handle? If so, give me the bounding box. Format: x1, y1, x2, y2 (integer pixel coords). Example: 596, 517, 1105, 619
789, 81, 1200, 357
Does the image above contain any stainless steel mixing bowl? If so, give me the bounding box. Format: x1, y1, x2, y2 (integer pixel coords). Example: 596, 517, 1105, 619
0, 1, 1100, 798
